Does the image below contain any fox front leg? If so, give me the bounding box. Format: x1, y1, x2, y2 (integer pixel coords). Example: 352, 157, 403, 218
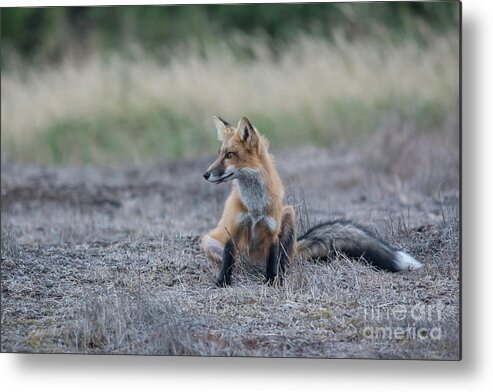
278, 206, 296, 276
265, 241, 281, 285
265, 207, 296, 285
216, 239, 235, 287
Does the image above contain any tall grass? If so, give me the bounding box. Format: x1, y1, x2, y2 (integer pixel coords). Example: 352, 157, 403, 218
1, 31, 459, 164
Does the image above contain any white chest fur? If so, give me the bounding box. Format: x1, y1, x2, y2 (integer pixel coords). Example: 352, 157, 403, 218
235, 172, 269, 217
235, 172, 276, 234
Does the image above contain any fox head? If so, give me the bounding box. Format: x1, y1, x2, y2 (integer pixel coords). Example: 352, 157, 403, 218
203, 116, 267, 184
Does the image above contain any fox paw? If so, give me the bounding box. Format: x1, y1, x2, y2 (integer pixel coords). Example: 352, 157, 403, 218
216, 277, 231, 287
263, 276, 283, 287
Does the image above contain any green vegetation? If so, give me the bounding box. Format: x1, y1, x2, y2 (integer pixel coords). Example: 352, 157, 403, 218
26, 110, 206, 164
1, 3, 460, 165
1, 3, 459, 63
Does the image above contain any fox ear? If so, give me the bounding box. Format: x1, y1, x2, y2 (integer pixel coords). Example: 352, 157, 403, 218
237, 117, 257, 147
213, 116, 233, 141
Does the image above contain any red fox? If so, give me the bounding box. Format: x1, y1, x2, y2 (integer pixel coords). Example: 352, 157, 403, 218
201, 116, 422, 286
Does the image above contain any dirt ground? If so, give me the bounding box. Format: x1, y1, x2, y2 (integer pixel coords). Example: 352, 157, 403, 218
1, 134, 460, 358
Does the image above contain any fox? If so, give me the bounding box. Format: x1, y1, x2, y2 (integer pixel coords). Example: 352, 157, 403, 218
201, 116, 422, 286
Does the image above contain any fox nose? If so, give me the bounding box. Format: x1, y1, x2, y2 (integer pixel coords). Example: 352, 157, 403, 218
203, 171, 211, 180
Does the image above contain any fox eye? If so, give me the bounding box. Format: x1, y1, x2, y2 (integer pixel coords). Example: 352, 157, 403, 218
225, 152, 235, 159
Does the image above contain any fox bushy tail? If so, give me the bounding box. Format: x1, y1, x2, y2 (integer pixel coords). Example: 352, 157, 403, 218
296, 219, 422, 272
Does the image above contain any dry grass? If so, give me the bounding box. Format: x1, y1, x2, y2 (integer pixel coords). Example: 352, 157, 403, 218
1, 124, 460, 358
1, 222, 20, 260
1, 31, 458, 163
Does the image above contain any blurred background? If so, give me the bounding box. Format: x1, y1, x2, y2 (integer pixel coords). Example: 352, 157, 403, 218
1, 2, 460, 165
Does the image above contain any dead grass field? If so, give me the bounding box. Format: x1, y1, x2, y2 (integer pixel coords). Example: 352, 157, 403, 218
1, 117, 460, 359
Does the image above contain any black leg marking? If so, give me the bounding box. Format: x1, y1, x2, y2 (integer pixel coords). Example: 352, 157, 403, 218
279, 225, 295, 275
277, 208, 296, 281
265, 241, 280, 285
216, 240, 235, 287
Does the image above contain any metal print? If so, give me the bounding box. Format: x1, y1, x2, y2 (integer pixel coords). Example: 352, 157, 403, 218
1, 2, 460, 359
